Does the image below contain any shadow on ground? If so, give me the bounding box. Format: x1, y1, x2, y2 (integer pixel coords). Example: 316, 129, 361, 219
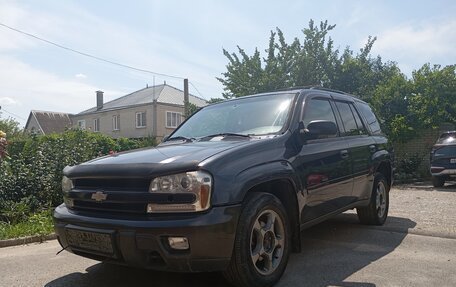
44, 214, 416, 287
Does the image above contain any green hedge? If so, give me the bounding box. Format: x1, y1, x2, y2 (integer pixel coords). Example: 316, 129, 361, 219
0, 129, 156, 212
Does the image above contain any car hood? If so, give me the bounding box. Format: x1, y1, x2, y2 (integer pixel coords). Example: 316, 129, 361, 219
63, 139, 253, 178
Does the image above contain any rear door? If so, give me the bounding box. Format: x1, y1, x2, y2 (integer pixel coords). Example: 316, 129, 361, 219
296, 94, 353, 222
333, 98, 375, 201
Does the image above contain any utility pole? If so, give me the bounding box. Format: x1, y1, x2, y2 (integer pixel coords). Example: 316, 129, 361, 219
184, 78, 189, 117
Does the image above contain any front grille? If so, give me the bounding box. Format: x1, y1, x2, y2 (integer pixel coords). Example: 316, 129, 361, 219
73, 200, 147, 214
74, 178, 150, 192
68, 177, 196, 215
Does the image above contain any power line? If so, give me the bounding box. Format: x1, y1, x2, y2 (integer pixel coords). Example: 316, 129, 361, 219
0, 107, 26, 120
0, 22, 187, 80
189, 81, 204, 98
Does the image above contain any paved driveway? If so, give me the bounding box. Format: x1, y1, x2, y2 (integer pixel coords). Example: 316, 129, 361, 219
1, 183, 455, 287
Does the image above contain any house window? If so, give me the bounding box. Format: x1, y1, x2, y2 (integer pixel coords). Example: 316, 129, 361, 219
93, 118, 100, 132
112, 115, 120, 131
166, 111, 182, 128
136, 112, 146, 128
77, 120, 86, 130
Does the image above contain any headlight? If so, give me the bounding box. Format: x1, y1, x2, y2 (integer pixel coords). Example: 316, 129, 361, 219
62, 176, 73, 192
147, 171, 212, 213
62, 176, 74, 208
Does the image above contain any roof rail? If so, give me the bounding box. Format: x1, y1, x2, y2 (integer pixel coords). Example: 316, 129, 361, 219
275, 86, 350, 95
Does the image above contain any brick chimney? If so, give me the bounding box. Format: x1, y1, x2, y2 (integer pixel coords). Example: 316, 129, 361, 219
96, 90, 104, 110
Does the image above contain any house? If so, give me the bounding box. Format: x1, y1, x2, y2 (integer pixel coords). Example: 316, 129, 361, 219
70, 83, 207, 140
25, 110, 73, 135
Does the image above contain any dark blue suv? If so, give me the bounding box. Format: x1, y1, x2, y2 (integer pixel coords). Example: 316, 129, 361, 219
430, 131, 456, 187
54, 87, 394, 287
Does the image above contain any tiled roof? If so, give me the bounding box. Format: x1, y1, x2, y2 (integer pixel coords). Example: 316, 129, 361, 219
30, 111, 73, 134
78, 84, 207, 115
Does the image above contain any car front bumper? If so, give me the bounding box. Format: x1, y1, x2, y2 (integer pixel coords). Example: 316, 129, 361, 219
430, 168, 456, 177
53, 203, 241, 272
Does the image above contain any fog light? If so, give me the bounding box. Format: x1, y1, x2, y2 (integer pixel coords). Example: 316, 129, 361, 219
168, 237, 189, 250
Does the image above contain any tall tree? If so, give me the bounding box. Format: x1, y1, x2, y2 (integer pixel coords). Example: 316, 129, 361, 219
218, 20, 397, 100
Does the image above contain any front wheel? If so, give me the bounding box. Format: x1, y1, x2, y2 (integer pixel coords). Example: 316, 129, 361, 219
223, 193, 291, 287
357, 172, 389, 225
432, 176, 445, 187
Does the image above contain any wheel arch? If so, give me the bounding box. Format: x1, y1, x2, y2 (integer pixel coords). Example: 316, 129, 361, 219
242, 177, 301, 253
375, 161, 393, 189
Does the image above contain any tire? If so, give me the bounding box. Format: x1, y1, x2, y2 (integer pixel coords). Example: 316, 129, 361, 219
223, 193, 291, 287
432, 176, 445, 187
357, 172, 389, 225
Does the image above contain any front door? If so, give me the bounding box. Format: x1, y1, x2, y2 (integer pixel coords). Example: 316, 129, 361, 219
296, 95, 353, 223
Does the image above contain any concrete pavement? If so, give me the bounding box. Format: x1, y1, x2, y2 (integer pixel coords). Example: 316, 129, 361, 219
0, 183, 455, 287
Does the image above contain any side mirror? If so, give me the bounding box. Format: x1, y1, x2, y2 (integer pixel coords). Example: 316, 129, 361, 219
305, 120, 338, 138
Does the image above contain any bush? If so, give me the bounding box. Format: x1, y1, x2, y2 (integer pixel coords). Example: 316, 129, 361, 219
0, 209, 53, 240
0, 129, 156, 210
394, 153, 424, 181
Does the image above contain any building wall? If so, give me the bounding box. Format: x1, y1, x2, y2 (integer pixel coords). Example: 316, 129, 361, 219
25, 115, 43, 135
156, 104, 185, 140
71, 103, 185, 140
393, 123, 455, 178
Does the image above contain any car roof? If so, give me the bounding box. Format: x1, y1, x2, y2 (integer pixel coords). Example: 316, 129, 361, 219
208, 86, 368, 106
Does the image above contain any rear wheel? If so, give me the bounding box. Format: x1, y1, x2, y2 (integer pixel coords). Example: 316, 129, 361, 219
432, 176, 445, 187
357, 172, 389, 225
223, 193, 291, 287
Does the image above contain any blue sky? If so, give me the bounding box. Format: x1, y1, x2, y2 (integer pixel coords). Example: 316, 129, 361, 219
0, 0, 455, 126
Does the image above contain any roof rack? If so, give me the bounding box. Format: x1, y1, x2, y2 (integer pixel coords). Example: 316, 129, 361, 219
275, 86, 350, 95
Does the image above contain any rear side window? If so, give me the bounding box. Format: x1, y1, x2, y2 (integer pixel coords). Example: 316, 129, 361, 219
357, 103, 382, 135
335, 101, 366, 136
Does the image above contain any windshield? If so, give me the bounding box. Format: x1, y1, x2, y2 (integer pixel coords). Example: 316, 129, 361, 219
171, 93, 296, 139
436, 132, 456, 144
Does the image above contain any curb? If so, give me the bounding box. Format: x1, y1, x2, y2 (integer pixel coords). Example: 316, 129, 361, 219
0, 233, 57, 248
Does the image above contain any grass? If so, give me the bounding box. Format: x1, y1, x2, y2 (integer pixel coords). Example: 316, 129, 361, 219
0, 210, 54, 240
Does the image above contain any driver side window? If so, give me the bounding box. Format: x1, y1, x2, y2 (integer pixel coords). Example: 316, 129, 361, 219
302, 98, 338, 138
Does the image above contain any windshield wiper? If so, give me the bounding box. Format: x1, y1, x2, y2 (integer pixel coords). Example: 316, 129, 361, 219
200, 133, 252, 140
166, 136, 195, 142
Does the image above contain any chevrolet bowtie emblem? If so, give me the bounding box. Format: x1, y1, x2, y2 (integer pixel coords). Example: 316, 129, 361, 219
91, 191, 107, 202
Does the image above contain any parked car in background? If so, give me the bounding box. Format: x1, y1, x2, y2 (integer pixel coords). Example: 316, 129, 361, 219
430, 131, 456, 187
53, 87, 394, 287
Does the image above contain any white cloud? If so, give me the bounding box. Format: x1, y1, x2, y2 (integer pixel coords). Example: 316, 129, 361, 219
371, 19, 456, 74
0, 1, 224, 100
0, 97, 20, 106
0, 55, 123, 126
75, 73, 87, 79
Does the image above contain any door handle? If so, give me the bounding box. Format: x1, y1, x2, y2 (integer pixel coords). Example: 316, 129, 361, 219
340, 150, 349, 159
369, 145, 377, 153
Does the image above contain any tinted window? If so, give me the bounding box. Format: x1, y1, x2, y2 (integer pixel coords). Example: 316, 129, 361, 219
302, 99, 338, 131
335, 102, 364, 136
434, 146, 456, 158
357, 103, 382, 134
349, 105, 367, 134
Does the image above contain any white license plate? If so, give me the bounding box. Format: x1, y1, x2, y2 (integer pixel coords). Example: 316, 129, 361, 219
451, 158, 456, 164
66, 228, 113, 255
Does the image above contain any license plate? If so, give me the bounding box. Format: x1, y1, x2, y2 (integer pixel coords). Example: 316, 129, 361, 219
451, 159, 456, 164
66, 228, 113, 255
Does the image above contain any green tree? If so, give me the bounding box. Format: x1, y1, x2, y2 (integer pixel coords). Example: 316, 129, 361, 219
217, 19, 397, 101
184, 102, 200, 117
0, 114, 22, 140
409, 64, 456, 128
